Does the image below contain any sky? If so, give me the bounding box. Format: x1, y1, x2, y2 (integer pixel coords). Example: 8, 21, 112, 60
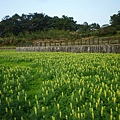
0, 0, 120, 26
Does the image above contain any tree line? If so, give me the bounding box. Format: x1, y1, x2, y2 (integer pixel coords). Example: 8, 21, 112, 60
0, 11, 119, 46
0, 13, 100, 36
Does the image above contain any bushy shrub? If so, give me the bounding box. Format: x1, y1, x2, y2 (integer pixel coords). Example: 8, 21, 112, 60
98, 26, 117, 37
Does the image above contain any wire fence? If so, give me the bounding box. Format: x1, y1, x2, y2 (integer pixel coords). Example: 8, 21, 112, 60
18, 37, 120, 47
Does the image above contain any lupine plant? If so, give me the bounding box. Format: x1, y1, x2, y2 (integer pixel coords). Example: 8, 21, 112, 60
0, 51, 120, 120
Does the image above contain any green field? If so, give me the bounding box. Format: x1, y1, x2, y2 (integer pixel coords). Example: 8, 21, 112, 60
0, 51, 120, 120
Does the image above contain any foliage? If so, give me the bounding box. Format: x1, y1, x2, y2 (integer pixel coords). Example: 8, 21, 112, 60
0, 11, 120, 46
0, 51, 120, 120
110, 11, 120, 30
97, 26, 117, 37
0, 13, 78, 37
0, 13, 101, 45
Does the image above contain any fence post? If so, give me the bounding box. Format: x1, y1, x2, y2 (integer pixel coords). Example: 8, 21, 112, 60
73, 41, 75, 45
89, 39, 90, 45
60, 41, 62, 46
110, 37, 112, 44
40, 42, 42, 46
65, 41, 68, 46
108, 38, 110, 44
44, 42, 46, 46
54, 42, 56, 46
119, 37, 120, 44
49, 41, 51, 46
84, 40, 86, 45
81, 39, 82, 45
98, 38, 99, 45
92, 39, 94, 45
101, 39, 103, 44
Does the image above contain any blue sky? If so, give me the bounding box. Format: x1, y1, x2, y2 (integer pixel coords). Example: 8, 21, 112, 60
0, 0, 120, 26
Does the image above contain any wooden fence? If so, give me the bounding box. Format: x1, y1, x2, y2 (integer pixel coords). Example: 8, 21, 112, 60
18, 37, 120, 47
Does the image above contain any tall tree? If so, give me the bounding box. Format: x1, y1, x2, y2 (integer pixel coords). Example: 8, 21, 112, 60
11, 14, 22, 35
61, 15, 77, 31
110, 11, 120, 30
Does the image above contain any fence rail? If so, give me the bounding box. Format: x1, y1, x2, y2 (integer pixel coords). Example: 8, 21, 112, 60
18, 37, 120, 47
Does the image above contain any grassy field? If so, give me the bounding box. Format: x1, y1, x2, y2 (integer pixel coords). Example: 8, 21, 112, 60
0, 51, 120, 120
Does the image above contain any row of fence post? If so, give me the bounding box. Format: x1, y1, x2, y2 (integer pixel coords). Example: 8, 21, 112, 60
18, 38, 120, 47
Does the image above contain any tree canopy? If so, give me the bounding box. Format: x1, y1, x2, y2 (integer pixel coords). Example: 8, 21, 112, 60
0, 13, 100, 37
0, 13, 78, 37
110, 11, 120, 30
